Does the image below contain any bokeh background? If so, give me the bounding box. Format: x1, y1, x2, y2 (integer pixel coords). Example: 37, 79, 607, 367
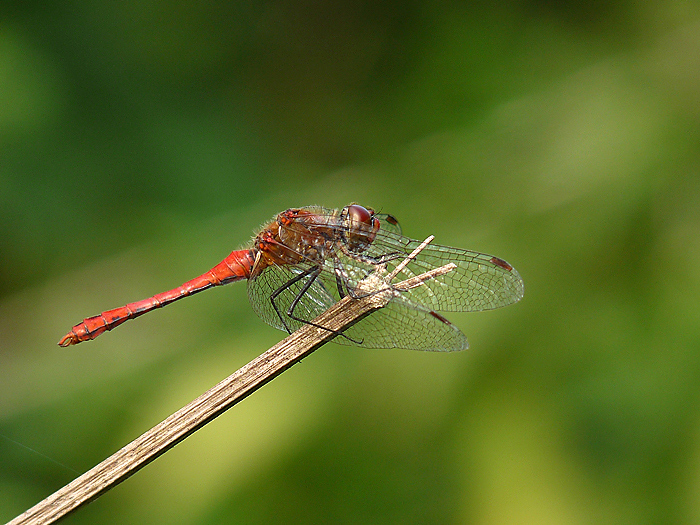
2, 1, 700, 523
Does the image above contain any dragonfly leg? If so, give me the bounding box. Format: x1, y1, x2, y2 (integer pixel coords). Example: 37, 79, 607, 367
335, 269, 347, 299
269, 265, 362, 344
287, 267, 363, 345
371, 252, 404, 265
339, 242, 403, 267
333, 258, 352, 299
285, 265, 323, 323
333, 251, 403, 300
332, 257, 372, 302
269, 265, 318, 334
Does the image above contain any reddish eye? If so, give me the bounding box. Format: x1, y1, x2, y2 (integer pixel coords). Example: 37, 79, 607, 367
341, 204, 379, 251
346, 204, 372, 225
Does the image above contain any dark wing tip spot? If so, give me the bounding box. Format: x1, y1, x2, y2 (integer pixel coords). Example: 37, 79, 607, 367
429, 310, 453, 325
490, 257, 513, 271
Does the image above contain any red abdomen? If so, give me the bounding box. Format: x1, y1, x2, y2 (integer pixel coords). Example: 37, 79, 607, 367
58, 250, 255, 346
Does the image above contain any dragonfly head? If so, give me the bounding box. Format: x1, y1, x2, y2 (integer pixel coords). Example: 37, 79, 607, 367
341, 204, 380, 252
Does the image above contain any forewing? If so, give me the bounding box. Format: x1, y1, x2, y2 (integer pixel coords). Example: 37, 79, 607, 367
364, 230, 524, 312
286, 208, 524, 313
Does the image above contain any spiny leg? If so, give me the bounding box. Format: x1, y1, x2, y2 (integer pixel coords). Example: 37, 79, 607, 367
269, 265, 319, 334
332, 257, 367, 301
286, 265, 323, 323
286, 266, 363, 344
334, 259, 350, 299
270, 265, 362, 344
338, 245, 404, 267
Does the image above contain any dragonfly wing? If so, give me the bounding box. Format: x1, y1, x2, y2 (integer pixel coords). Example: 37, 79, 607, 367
337, 294, 469, 352
366, 233, 524, 312
247, 260, 468, 351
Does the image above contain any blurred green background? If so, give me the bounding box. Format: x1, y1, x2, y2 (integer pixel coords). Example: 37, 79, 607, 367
2, 1, 700, 523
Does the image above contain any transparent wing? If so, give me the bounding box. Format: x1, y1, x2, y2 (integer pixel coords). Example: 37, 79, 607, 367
339, 295, 469, 351
248, 264, 468, 351
362, 230, 524, 312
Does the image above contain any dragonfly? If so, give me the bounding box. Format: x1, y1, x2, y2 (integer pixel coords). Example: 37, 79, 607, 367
59, 204, 523, 351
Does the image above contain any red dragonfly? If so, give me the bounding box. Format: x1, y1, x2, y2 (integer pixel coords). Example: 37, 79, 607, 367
59, 205, 523, 351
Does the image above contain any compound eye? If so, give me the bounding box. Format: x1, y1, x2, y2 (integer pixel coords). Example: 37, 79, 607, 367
341, 204, 379, 251
346, 204, 373, 226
